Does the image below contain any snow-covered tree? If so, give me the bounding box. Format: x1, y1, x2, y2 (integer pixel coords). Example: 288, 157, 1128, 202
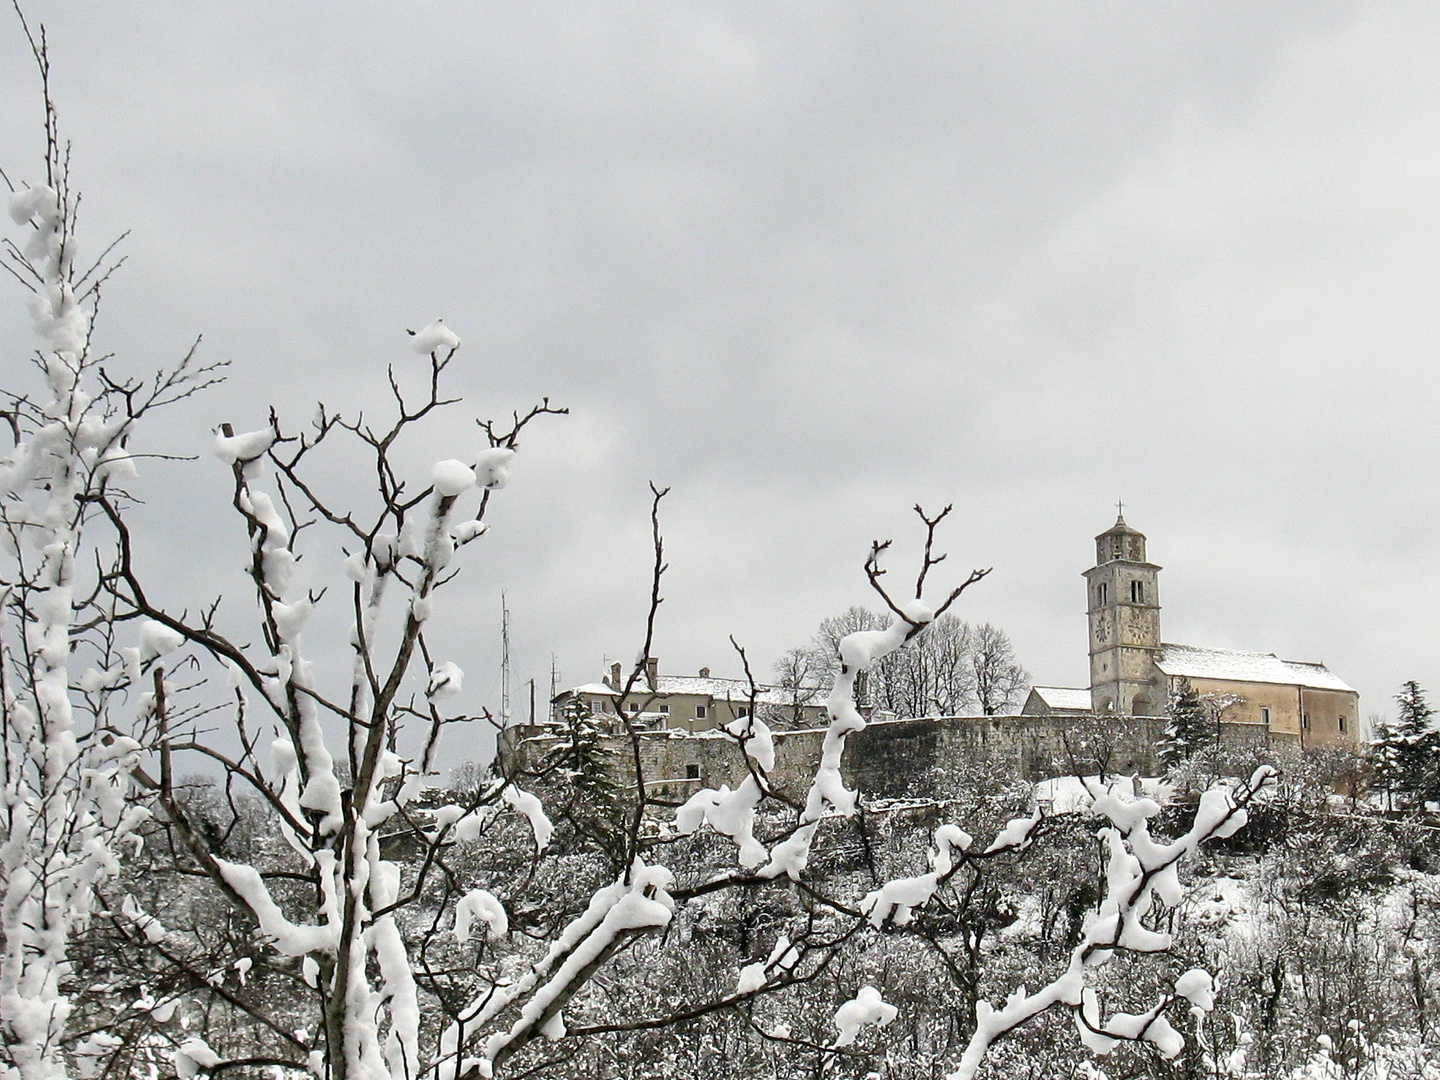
531, 697, 626, 866
110, 344, 572, 1080
673, 511, 1274, 1080
0, 21, 219, 1079
1370, 680, 1439, 810
1160, 677, 1210, 770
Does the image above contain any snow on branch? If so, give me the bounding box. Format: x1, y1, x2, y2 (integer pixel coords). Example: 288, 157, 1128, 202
946, 766, 1275, 1080
0, 27, 207, 1078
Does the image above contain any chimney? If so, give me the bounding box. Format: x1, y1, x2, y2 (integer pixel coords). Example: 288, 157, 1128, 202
699, 667, 710, 679
609, 661, 622, 690
645, 656, 659, 691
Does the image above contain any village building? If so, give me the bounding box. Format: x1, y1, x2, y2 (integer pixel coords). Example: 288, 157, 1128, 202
1039, 512, 1360, 749
549, 658, 828, 734
1022, 685, 1093, 717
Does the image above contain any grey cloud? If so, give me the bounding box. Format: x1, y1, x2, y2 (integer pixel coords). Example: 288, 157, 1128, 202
0, 2, 1428, 761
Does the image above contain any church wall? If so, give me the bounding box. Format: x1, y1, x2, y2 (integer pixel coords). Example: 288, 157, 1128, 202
1181, 677, 1305, 735
1167, 677, 1361, 748
1298, 688, 1360, 748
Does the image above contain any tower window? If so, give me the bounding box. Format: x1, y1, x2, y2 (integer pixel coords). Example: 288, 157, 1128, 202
685, 764, 700, 780
1338, 715, 1347, 733
1260, 707, 1271, 726
1097, 582, 1108, 605
1130, 580, 1144, 603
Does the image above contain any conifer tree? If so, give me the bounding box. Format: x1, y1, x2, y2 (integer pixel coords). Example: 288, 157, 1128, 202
538, 697, 626, 864
1372, 680, 1439, 808
1160, 677, 1213, 770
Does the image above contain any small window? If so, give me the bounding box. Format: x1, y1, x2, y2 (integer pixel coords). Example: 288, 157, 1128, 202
737, 707, 749, 719
1338, 715, 1347, 733
1260, 707, 1271, 726
684, 764, 700, 780
1302, 713, 1310, 731
658, 704, 670, 714
628, 702, 640, 715
591, 700, 605, 713
695, 705, 708, 720
1098, 582, 1108, 605
1130, 580, 1144, 603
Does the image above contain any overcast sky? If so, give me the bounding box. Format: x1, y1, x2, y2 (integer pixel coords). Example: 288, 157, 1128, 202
3, 2, 1436, 759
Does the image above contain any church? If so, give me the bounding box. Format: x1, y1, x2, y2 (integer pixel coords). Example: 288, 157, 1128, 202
1026, 512, 1359, 750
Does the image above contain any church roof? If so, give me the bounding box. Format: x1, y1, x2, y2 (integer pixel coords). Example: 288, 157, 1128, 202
1155, 643, 1356, 694
1096, 513, 1143, 538
1029, 686, 1093, 712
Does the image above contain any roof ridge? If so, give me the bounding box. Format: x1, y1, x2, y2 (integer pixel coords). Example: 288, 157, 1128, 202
1162, 642, 1276, 657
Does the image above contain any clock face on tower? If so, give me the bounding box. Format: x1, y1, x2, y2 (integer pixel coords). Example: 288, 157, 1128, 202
1095, 616, 1111, 644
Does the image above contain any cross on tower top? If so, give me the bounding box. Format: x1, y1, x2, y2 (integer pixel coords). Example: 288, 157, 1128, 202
1115, 498, 1125, 522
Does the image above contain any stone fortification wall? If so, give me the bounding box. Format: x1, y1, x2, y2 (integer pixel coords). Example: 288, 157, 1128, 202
498, 714, 1300, 804
622, 714, 1172, 803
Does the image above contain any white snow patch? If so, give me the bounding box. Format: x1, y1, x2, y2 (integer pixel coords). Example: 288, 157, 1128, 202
412, 319, 461, 354
431, 459, 476, 497
832, 985, 897, 1047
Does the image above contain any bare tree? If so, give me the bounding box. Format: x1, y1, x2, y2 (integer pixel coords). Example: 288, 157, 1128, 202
795, 608, 981, 718
768, 645, 825, 728
970, 622, 1030, 716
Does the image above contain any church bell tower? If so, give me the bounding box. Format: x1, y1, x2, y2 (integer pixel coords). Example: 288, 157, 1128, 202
1083, 509, 1162, 715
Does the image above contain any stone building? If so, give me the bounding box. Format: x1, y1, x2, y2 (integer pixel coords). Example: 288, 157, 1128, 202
1053, 512, 1360, 749
549, 658, 827, 734
1022, 686, 1092, 717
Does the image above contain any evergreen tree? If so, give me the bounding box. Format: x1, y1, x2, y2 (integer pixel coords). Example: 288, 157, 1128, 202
1160, 677, 1213, 770
538, 698, 627, 865
1372, 681, 1439, 809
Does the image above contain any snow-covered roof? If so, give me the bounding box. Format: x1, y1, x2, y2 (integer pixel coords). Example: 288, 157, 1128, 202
1030, 686, 1092, 711
1155, 643, 1356, 694
653, 674, 824, 706
557, 675, 825, 708
567, 682, 619, 698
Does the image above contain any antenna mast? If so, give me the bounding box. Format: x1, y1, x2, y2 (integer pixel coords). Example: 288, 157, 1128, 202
500, 592, 512, 726
549, 655, 559, 726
